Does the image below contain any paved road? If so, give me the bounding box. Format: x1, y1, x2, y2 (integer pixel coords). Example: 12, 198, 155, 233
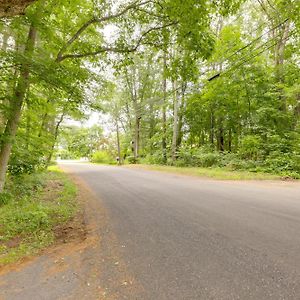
62, 162, 300, 300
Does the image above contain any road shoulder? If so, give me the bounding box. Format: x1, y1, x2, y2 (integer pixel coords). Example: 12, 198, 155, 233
0, 170, 142, 300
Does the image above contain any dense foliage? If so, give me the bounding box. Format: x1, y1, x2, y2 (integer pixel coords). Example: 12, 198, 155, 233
0, 0, 299, 190
95, 1, 300, 178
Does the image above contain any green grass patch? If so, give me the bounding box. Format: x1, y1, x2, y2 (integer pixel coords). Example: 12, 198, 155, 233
126, 164, 282, 180
0, 167, 77, 266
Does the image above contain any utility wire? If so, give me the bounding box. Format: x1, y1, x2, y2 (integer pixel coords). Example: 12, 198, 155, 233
220, 13, 285, 58
129, 27, 297, 118
208, 18, 292, 80
218, 18, 289, 65
222, 29, 298, 76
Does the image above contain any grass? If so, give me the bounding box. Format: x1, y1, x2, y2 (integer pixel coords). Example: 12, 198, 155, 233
125, 164, 282, 180
0, 166, 77, 266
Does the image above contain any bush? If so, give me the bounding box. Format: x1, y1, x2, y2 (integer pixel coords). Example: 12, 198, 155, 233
2, 204, 51, 237
177, 147, 220, 168
5, 173, 46, 199
8, 149, 47, 176
127, 155, 139, 164
91, 151, 115, 164
194, 152, 220, 167
143, 152, 166, 165
239, 135, 263, 160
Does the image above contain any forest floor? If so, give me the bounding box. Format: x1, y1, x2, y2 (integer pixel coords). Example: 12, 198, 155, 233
125, 164, 284, 180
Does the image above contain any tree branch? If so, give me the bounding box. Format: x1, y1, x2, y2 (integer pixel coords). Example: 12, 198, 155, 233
57, 22, 177, 62
56, 0, 154, 62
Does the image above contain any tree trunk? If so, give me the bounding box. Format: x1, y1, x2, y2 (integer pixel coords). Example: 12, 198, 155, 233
171, 80, 178, 163
134, 115, 141, 160
274, 21, 290, 111
228, 128, 232, 152
116, 120, 122, 165
218, 126, 224, 152
47, 111, 65, 165
25, 99, 31, 150
0, 24, 37, 192
177, 83, 186, 149
149, 102, 155, 154
209, 108, 214, 147
162, 52, 167, 163
0, 27, 11, 131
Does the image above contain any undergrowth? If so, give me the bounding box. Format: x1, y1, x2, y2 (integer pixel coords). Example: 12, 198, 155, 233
0, 166, 77, 265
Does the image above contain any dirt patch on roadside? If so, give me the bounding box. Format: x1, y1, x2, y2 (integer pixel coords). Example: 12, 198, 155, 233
53, 210, 87, 245
0, 236, 22, 249
41, 179, 64, 203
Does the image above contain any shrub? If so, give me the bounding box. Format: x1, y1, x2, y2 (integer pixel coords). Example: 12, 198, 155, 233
143, 152, 166, 165
175, 147, 221, 168
239, 135, 263, 160
127, 155, 139, 164
91, 151, 115, 164
8, 151, 47, 176
194, 152, 220, 167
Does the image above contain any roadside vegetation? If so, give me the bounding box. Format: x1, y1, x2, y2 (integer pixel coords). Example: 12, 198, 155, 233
0, 0, 299, 250
127, 164, 281, 180
0, 167, 77, 265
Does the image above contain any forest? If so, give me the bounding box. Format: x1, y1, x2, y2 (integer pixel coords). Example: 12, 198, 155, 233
0, 0, 300, 194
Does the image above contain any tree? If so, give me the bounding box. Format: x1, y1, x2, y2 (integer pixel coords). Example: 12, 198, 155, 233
0, 0, 36, 17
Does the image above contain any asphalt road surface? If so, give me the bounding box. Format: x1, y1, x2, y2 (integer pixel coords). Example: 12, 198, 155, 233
62, 162, 300, 300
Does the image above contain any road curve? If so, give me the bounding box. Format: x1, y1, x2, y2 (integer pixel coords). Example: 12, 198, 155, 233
62, 162, 300, 300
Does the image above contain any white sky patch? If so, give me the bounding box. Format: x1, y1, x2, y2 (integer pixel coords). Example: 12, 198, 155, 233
101, 24, 120, 44
63, 110, 112, 136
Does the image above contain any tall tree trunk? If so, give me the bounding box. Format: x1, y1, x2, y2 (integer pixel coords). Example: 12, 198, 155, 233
162, 52, 167, 163
25, 99, 31, 150
0, 27, 11, 131
149, 102, 155, 154
228, 128, 232, 152
218, 125, 224, 152
116, 120, 122, 165
171, 80, 178, 163
47, 111, 65, 165
134, 115, 141, 160
274, 21, 290, 111
177, 83, 186, 149
209, 108, 215, 148
0, 24, 37, 192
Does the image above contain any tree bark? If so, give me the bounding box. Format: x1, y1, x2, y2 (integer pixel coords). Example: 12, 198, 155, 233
116, 120, 122, 165
134, 115, 141, 160
209, 108, 215, 148
0, 0, 36, 18
218, 124, 224, 152
177, 83, 186, 149
171, 80, 178, 163
162, 52, 167, 163
274, 20, 290, 111
47, 111, 65, 165
0, 24, 37, 192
